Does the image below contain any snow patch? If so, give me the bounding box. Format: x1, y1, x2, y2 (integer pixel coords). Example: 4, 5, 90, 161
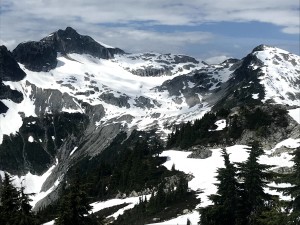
91, 195, 151, 219
28, 136, 34, 143
209, 119, 226, 131
69, 147, 78, 156
0, 81, 36, 144
252, 93, 259, 99
288, 108, 300, 124
147, 210, 199, 225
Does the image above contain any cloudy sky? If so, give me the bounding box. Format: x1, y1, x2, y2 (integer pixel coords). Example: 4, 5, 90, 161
0, 0, 299, 62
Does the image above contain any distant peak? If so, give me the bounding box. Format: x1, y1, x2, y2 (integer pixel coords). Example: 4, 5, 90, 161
65, 26, 77, 32
60, 27, 79, 36
252, 44, 273, 53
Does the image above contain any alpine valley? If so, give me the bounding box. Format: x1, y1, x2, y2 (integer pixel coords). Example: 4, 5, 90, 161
0, 27, 299, 225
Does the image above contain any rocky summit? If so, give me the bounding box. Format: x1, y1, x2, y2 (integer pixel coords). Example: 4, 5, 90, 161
0, 27, 299, 225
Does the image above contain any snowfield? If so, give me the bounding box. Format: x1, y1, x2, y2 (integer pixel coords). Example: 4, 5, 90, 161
253, 47, 300, 106
147, 138, 300, 225
288, 108, 300, 124
1, 52, 214, 144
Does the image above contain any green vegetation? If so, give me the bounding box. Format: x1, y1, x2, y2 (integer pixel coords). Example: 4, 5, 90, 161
276, 147, 300, 224
0, 173, 38, 225
55, 172, 99, 225
199, 142, 298, 225
111, 175, 199, 225
167, 105, 289, 149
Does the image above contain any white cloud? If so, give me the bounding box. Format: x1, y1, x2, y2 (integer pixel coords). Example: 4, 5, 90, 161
0, 0, 298, 56
205, 55, 230, 64
91, 28, 213, 54
0, 39, 16, 49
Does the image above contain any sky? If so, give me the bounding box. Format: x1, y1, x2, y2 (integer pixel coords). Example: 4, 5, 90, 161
0, 0, 299, 62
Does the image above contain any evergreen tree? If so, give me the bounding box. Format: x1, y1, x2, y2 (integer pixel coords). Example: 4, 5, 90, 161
0, 173, 20, 225
200, 149, 239, 225
16, 185, 38, 225
55, 175, 95, 225
278, 146, 300, 224
237, 142, 273, 225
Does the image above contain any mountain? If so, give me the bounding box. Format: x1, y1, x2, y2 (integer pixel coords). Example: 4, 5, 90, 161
0, 27, 299, 224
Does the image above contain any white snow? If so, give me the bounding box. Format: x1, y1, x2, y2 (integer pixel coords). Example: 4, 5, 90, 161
0, 159, 59, 208
42, 220, 54, 225
96, 40, 114, 49
253, 47, 300, 106
272, 138, 300, 150
160, 146, 250, 207
16, 52, 213, 135
69, 147, 78, 156
0, 81, 36, 144
28, 136, 34, 143
288, 108, 300, 124
91, 195, 151, 219
155, 138, 299, 224
209, 119, 226, 131
147, 210, 199, 225
252, 93, 259, 99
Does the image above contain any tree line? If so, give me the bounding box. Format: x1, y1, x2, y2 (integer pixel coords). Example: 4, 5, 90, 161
200, 142, 300, 225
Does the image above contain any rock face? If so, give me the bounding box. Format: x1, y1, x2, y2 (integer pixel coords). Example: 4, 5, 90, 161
0, 101, 9, 114
0, 83, 23, 103
0, 46, 25, 113
187, 146, 212, 159
28, 82, 83, 116
0, 45, 26, 81
12, 41, 57, 72
99, 93, 130, 108
12, 27, 125, 72
41, 27, 125, 59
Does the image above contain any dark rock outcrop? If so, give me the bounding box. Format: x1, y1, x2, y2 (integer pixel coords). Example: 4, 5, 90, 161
12, 41, 57, 72
134, 96, 154, 109
0, 45, 26, 81
131, 66, 172, 77
0, 83, 23, 103
0, 101, 9, 114
187, 146, 212, 159
212, 52, 265, 110
41, 27, 125, 59
12, 27, 125, 72
99, 92, 130, 108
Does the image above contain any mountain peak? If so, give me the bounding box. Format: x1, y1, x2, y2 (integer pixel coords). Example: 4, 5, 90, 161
251, 44, 291, 55
41, 26, 125, 58
65, 26, 77, 33
12, 27, 125, 72
252, 44, 271, 52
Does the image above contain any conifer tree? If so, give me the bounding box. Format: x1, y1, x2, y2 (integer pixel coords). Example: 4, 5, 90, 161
278, 146, 300, 224
55, 175, 95, 225
200, 149, 239, 225
237, 141, 273, 225
16, 185, 38, 225
0, 173, 20, 225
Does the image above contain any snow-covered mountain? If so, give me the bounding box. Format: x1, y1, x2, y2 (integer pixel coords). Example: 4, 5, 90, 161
0, 27, 299, 223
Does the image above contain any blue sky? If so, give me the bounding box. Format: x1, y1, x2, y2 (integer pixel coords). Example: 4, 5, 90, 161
0, 0, 299, 62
